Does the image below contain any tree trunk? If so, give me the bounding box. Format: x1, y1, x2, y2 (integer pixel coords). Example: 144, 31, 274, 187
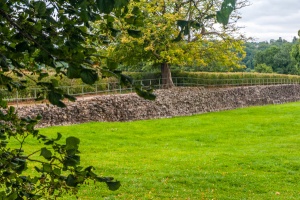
161, 62, 174, 88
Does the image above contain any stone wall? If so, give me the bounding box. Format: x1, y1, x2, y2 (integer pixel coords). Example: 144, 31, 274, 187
16, 85, 300, 127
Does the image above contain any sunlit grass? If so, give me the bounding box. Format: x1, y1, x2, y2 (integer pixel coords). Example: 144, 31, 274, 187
17, 102, 300, 199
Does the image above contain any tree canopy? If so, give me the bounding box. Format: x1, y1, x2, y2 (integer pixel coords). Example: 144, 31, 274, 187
93, 0, 248, 87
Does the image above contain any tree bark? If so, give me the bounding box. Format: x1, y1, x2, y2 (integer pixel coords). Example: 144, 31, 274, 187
161, 62, 174, 88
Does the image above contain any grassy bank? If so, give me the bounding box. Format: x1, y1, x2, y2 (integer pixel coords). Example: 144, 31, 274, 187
10, 102, 300, 199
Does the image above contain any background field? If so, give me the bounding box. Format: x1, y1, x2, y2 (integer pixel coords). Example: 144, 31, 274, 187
19, 102, 300, 199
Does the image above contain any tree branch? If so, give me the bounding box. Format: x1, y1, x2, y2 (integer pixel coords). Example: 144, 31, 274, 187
0, 8, 56, 61
27, 157, 61, 168
26, 150, 41, 158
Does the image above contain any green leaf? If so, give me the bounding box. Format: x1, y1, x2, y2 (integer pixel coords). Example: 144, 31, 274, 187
100, 69, 116, 78
12, 70, 24, 78
0, 191, 6, 198
80, 69, 98, 85
66, 137, 80, 151
64, 94, 76, 102
131, 6, 141, 15
0, 56, 9, 72
9, 106, 16, 113
110, 28, 121, 37
15, 41, 29, 52
80, 10, 89, 22
124, 16, 136, 24
44, 140, 54, 145
64, 155, 80, 166
106, 181, 121, 191
42, 163, 52, 173
191, 21, 202, 29
84, 166, 95, 172
115, 0, 129, 8
53, 168, 61, 176
34, 1, 47, 16
66, 174, 78, 187
134, 17, 144, 27
135, 87, 156, 100
216, 0, 236, 26
177, 20, 188, 29
104, 14, 115, 23
1, 141, 8, 147
127, 29, 142, 38
51, 79, 59, 87
48, 90, 66, 107
172, 32, 183, 42
6, 192, 18, 200
73, 51, 85, 63
6, 83, 12, 92
107, 59, 118, 70
38, 72, 49, 81
176, 20, 191, 36
0, 74, 13, 85
67, 66, 81, 79
0, 134, 6, 140
96, 0, 115, 14
0, 98, 7, 108
204, 14, 216, 20
40, 147, 52, 160
119, 73, 133, 85
53, 133, 62, 141
34, 166, 41, 172
48, 91, 62, 104
56, 101, 67, 108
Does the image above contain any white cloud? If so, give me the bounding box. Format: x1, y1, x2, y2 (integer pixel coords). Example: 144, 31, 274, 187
236, 0, 300, 41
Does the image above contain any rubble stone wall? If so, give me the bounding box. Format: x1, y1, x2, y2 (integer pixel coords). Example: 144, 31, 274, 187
16, 85, 300, 127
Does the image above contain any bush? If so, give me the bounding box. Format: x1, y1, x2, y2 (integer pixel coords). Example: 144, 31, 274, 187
255, 64, 274, 73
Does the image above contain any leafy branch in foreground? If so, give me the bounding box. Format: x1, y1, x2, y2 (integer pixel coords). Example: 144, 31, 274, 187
0, 106, 120, 199
0, 1, 155, 198
0, 0, 154, 107
0, 1, 128, 198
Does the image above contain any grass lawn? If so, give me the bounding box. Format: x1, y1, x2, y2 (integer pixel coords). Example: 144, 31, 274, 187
19, 102, 300, 199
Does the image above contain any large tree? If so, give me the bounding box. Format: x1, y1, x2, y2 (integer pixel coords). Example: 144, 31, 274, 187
98, 0, 248, 88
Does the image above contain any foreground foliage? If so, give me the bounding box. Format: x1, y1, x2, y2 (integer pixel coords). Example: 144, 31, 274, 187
0, 107, 120, 199
29, 102, 300, 199
0, 0, 130, 199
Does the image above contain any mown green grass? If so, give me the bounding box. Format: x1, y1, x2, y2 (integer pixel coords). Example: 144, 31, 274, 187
19, 102, 300, 199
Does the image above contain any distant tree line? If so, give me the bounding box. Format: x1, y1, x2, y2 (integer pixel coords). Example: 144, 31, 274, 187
119, 36, 300, 76
242, 37, 300, 74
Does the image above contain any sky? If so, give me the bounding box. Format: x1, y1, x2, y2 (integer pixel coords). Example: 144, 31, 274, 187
236, 0, 300, 42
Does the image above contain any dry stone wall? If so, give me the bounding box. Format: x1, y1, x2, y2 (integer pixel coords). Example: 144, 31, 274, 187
16, 85, 300, 127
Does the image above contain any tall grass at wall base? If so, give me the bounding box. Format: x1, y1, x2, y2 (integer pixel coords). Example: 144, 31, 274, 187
125, 71, 300, 81
126, 71, 300, 87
